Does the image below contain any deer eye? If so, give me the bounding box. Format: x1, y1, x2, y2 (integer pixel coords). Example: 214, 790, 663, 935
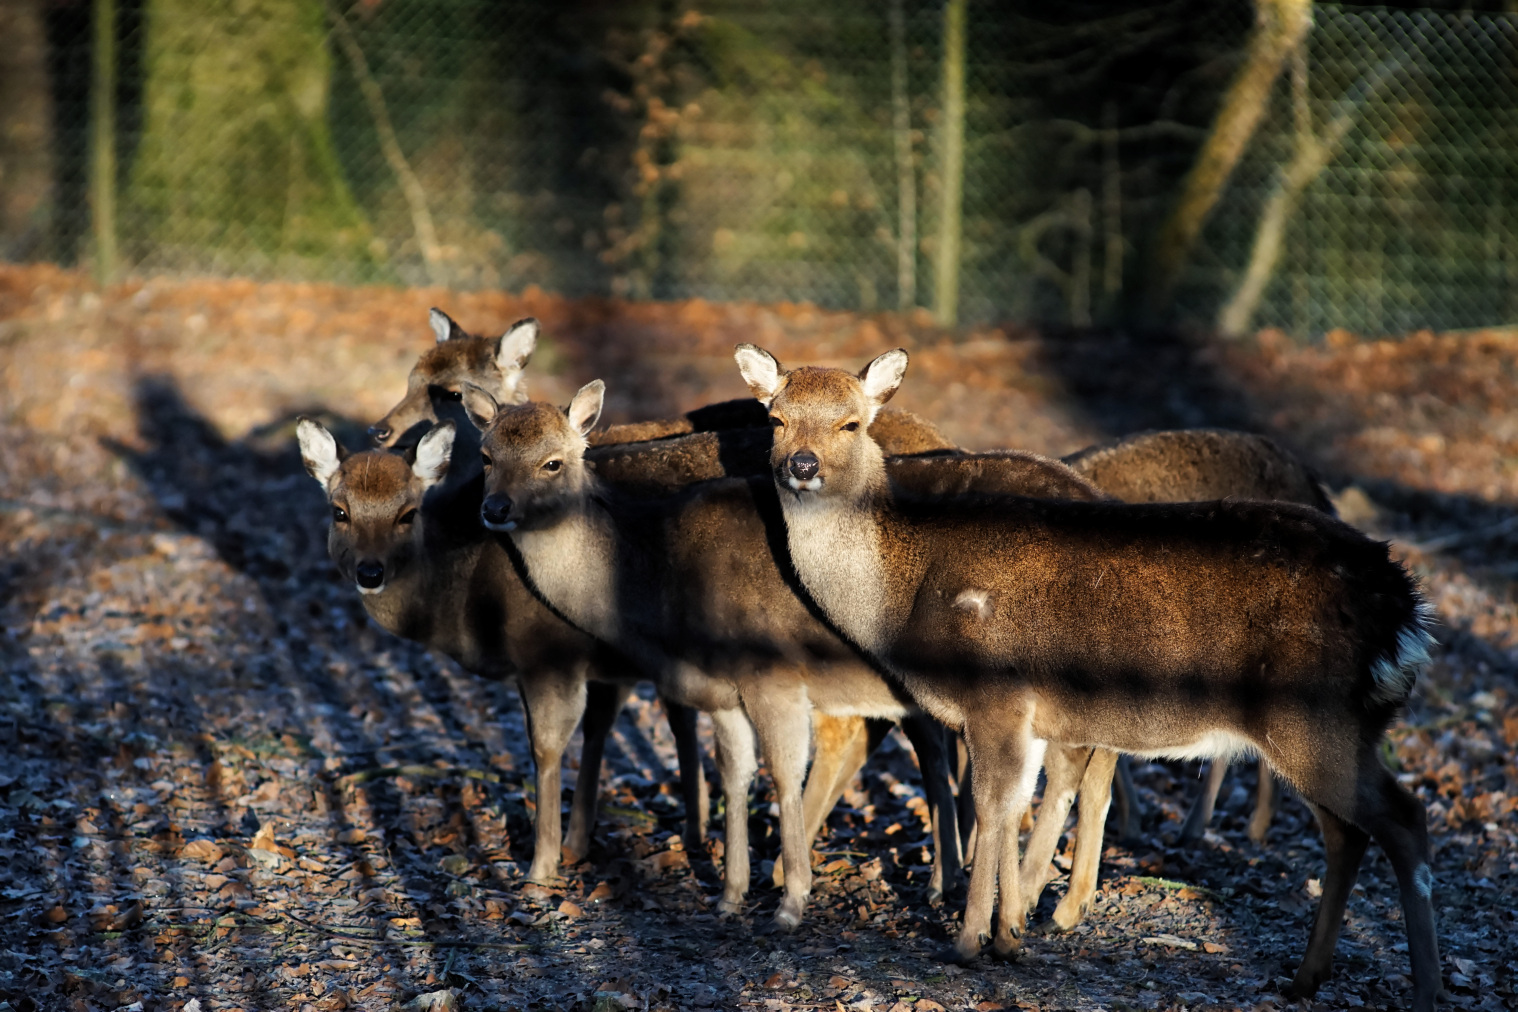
443, 389, 463, 401
481, 453, 493, 470
769, 415, 785, 428
840, 421, 860, 432
542, 459, 562, 472
332, 506, 349, 523
398, 508, 418, 526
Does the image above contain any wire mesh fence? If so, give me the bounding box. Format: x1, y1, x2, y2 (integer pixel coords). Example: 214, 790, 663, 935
2, 0, 1516, 337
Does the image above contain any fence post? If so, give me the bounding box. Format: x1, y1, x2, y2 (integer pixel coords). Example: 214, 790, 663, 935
890, 0, 916, 311
933, 0, 966, 327
90, 0, 119, 284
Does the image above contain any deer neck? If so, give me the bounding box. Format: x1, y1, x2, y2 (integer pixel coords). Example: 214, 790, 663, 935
509, 491, 620, 643
777, 447, 896, 656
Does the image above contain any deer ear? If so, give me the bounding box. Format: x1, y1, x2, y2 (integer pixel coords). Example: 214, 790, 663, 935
567, 380, 605, 437
734, 344, 784, 406
413, 421, 455, 488
296, 417, 346, 489
429, 307, 465, 343
460, 383, 500, 431
495, 318, 538, 402
858, 348, 908, 414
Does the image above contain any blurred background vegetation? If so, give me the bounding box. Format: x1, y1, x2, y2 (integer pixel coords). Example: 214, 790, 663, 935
1, 0, 1516, 337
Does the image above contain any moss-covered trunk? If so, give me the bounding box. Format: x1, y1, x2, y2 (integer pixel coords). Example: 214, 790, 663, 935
129, 0, 372, 275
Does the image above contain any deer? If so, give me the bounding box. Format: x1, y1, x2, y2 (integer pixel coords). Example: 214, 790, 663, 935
734, 344, 1441, 1011
464, 379, 1129, 929
377, 311, 1329, 904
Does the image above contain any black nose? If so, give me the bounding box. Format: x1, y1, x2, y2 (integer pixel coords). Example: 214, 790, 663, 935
789, 452, 820, 481
481, 493, 515, 527
367, 423, 391, 444
355, 560, 385, 589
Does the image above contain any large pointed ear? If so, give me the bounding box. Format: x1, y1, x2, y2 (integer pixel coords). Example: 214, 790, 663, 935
495, 318, 538, 403
413, 421, 455, 488
567, 380, 605, 438
734, 344, 784, 406
429, 307, 466, 343
460, 382, 500, 431
296, 417, 346, 489
858, 349, 908, 417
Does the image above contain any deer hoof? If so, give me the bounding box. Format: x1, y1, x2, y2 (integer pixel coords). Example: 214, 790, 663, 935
773, 902, 804, 932
1050, 900, 1086, 932
949, 931, 987, 965
717, 898, 744, 919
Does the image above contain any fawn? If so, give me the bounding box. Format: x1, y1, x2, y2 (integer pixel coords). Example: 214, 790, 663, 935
735, 344, 1440, 1009
466, 380, 1122, 927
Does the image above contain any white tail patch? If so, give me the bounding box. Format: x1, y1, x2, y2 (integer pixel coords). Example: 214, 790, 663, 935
953, 588, 993, 621
1369, 602, 1435, 704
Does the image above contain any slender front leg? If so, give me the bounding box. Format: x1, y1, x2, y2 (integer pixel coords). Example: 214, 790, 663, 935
1018, 745, 1092, 922
900, 712, 963, 904
1112, 755, 1142, 842
1247, 759, 1276, 842
564, 680, 631, 862
993, 737, 1046, 955
517, 670, 587, 885
1290, 802, 1371, 999
782, 714, 875, 888
743, 682, 815, 931
954, 717, 1028, 962
1179, 758, 1228, 842
664, 698, 709, 844
1051, 747, 1118, 930
709, 707, 758, 917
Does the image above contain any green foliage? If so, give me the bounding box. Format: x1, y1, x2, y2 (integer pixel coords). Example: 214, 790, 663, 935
128, 0, 375, 276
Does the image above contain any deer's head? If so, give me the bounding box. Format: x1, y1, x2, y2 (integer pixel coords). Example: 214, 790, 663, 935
369, 311, 538, 448
734, 344, 907, 503
466, 380, 604, 533
297, 418, 454, 594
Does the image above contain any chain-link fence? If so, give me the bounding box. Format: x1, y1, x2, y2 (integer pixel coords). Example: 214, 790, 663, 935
2, 0, 1515, 336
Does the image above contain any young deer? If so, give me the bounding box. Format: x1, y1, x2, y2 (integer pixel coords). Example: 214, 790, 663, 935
297, 418, 654, 883
735, 344, 1440, 1010
467, 383, 1117, 928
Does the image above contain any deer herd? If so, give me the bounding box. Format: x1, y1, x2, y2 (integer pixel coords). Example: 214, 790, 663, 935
296, 310, 1442, 1010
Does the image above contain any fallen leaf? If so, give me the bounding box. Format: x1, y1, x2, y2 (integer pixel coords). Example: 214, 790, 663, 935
402, 990, 459, 1011
586, 881, 615, 903
1203, 941, 1229, 954
557, 900, 583, 918
763, 972, 786, 988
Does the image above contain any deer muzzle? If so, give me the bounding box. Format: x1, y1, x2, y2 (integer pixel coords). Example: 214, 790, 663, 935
481, 493, 517, 531
355, 559, 386, 593
786, 451, 822, 490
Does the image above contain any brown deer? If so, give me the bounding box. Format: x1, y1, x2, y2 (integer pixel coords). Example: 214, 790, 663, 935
735, 344, 1440, 1010
466, 381, 1120, 928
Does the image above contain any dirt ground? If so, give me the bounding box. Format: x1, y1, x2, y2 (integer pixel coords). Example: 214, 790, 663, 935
0, 263, 1514, 1012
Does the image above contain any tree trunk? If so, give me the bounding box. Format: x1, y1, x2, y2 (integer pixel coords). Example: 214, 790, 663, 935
932, 0, 967, 327
91, 0, 118, 282
0, 0, 54, 261
130, 0, 372, 273
1146, 0, 1312, 317
889, 0, 916, 311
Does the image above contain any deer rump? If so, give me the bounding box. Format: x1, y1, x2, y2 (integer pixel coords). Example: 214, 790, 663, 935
881, 495, 1425, 767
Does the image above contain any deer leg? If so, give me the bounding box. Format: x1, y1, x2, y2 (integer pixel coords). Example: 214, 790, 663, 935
1178, 758, 1228, 842
1018, 744, 1091, 923
564, 680, 630, 863
709, 707, 757, 917
1112, 755, 1142, 842
1051, 747, 1118, 931
955, 735, 977, 866
1247, 759, 1277, 843
994, 737, 1046, 955
1356, 763, 1441, 1012
665, 698, 709, 844
900, 711, 963, 904
1289, 801, 1371, 1001
517, 671, 586, 885
782, 714, 870, 888
744, 686, 814, 931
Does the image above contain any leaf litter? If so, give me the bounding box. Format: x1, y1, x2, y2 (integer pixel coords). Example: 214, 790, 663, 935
0, 265, 1513, 1010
